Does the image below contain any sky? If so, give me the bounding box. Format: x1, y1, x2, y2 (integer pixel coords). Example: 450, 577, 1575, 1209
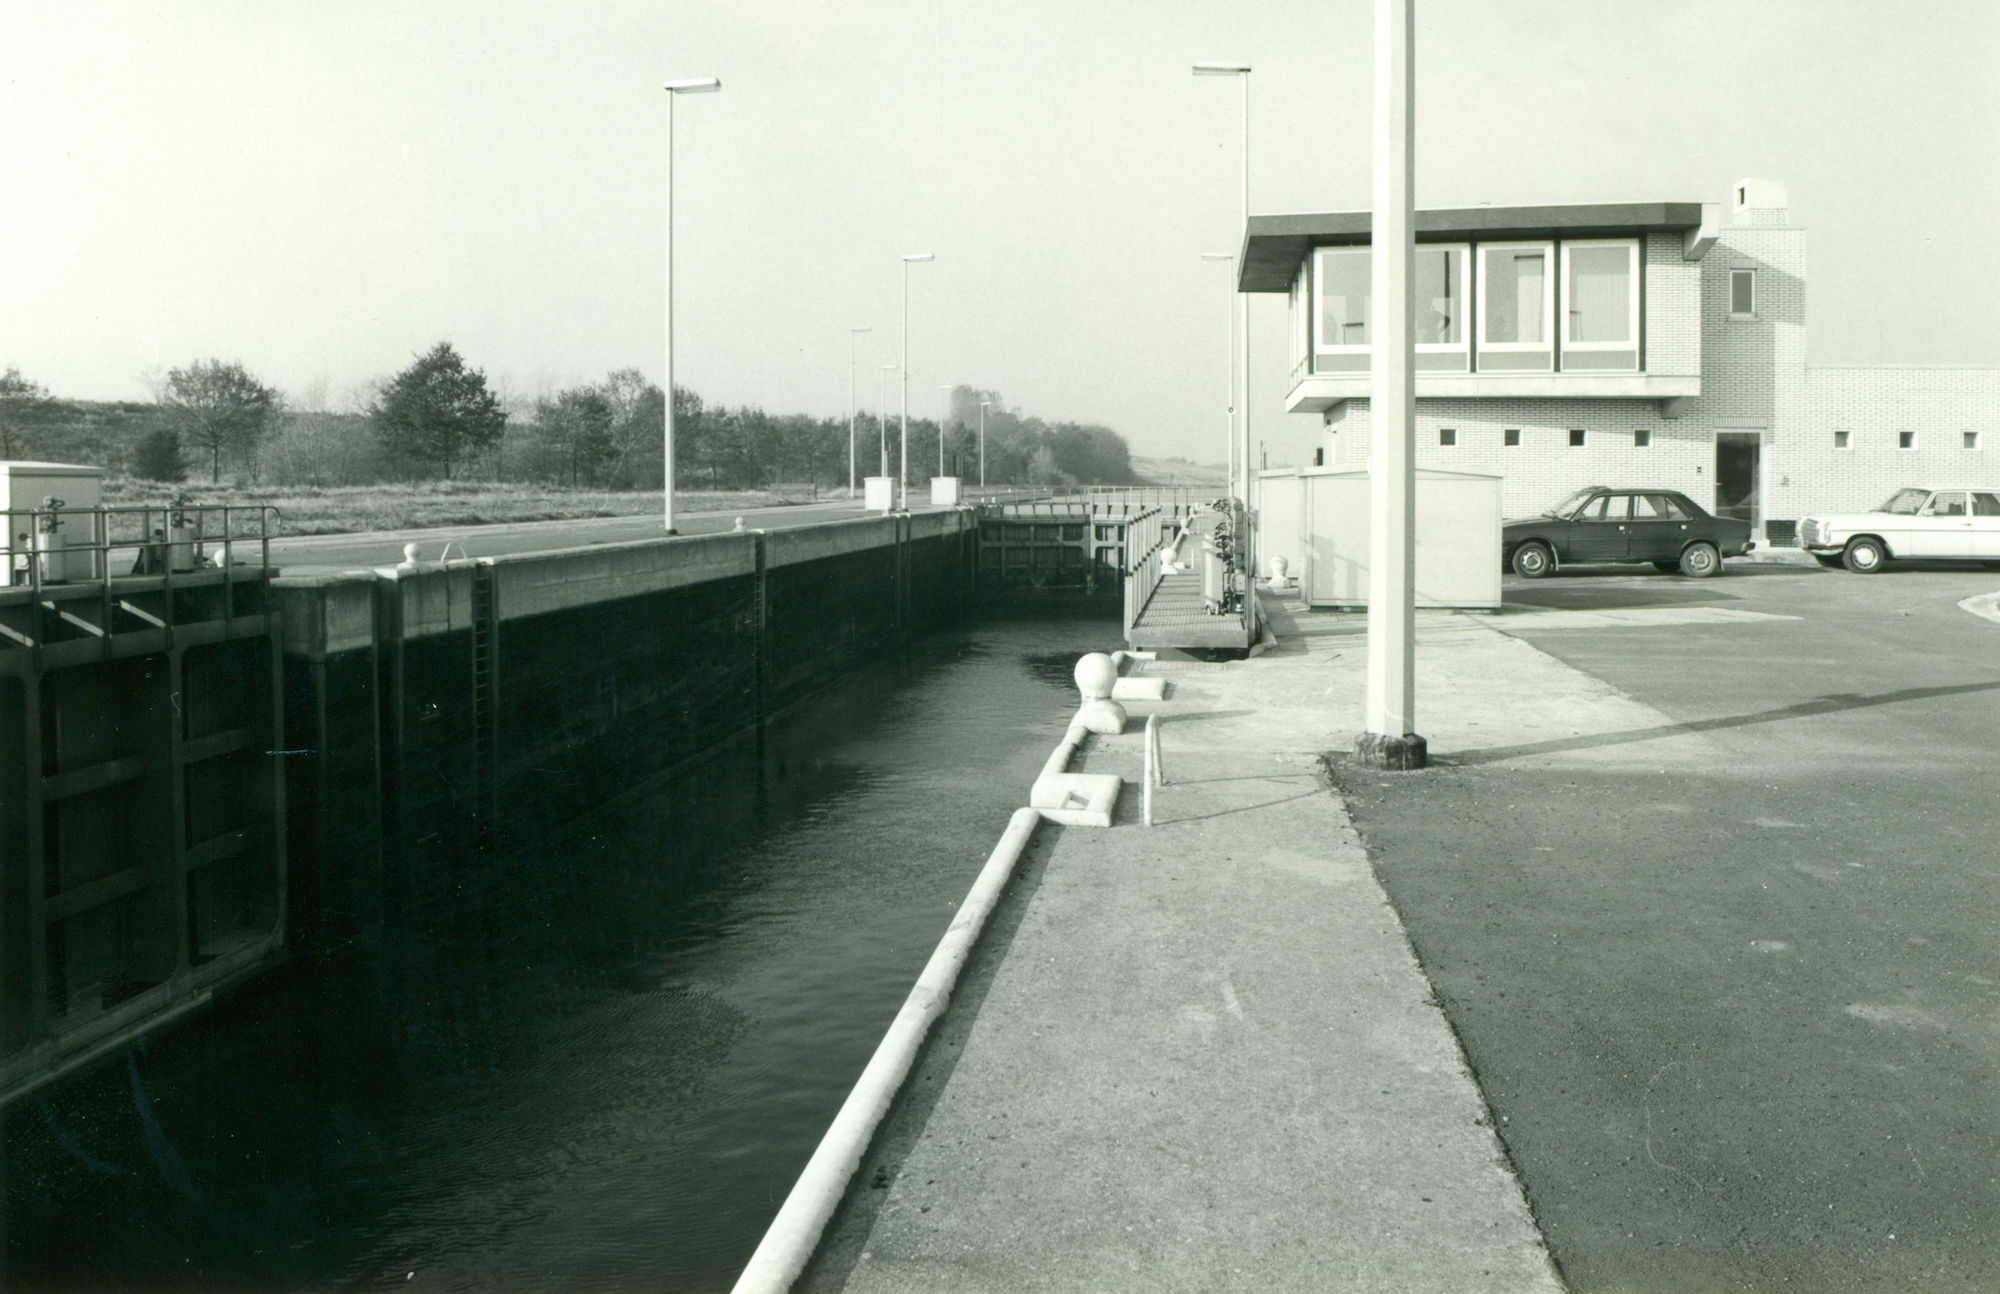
3, 0, 1996, 467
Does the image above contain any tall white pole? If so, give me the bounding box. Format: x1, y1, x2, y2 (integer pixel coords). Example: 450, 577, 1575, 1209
848, 326, 871, 496
1201, 253, 1236, 503
979, 400, 991, 489
939, 385, 952, 476
1237, 71, 1255, 632
663, 93, 677, 533
899, 254, 933, 510
878, 364, 895, 477
1360, 0, 1425, 769
662, 77, 720, 533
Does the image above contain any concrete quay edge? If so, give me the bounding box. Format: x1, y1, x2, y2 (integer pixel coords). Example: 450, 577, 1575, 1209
794, 596, 1575, 1294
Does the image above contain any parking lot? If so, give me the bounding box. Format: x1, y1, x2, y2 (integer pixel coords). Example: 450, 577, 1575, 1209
1332, 558, 2000, 1292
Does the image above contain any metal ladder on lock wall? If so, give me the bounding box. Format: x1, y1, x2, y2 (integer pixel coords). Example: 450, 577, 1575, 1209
469, 562, 499, 849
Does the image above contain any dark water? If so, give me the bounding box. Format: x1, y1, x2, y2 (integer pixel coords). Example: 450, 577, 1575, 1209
3, 612, 1118, 1293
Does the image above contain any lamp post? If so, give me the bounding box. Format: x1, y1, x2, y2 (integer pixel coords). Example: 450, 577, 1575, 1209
1358, 0, 1425, 769
848, 325, 872, 496
978, 399, 992, 490
899, 253, 934, 509
1193, 62, 1250, 508
938, 385, 953, 477
661, 76, 721, 534
1200, 252, 1238, 503
877, 363, 896, 478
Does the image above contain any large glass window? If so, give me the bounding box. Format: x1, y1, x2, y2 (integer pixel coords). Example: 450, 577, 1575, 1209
1478, 242, 1554, 371
1315, 248, 1370, 349
1417, 244, 1469, 371
1561, 239, 1639, 371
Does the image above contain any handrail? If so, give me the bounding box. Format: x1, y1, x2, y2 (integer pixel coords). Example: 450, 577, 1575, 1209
1120, 504, 1174, 634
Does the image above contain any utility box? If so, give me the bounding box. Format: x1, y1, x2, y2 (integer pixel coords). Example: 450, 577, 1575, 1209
1, 461, 104, 584
1255, 469, 1305, 584
929, 476, 961, 506
864, 476, 896, 512
1302, 466, 1502, 610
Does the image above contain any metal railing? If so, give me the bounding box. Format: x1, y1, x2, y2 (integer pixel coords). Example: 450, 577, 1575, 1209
1084, 486, 1214, 517
1120, 505, 1175, 632
0, 503, 281, 662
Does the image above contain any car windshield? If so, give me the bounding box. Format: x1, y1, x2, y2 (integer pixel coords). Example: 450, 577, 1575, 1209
1546, 488, 1598, 519
1877, 488, 1930, 515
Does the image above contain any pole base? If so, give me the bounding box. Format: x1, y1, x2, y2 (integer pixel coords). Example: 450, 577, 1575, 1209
1353, 731, 1428, 770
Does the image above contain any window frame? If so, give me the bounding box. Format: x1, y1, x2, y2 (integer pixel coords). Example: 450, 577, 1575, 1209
1559, 238, 1641, 369
1476, 240, 1557, 370
1730, 268, 1757, 319
1312, 246, 1372, 358
1414, 243, 1471, 365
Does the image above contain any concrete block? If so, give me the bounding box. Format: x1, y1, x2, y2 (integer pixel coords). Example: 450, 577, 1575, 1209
1029, 771, 1122, 828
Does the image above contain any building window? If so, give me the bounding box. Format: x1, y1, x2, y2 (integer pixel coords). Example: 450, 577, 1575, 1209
1560, 239, 1640, 371
1313, 448, 1325, 466
1312, 244, 1470, 374
1899, 431, 1915, 450
1834, 430, 1850, 449
1730, 268, 1756, 318
1504, 428, 1521, 447
1568, 428, 1587, 448
1634, 428, 1651, 448
1478, 241, 1555, 371
1416, 244, 1471, 372
1313, 247, 1371, 372
1965, 431, 1981, 450
1439, 427, 1456, 446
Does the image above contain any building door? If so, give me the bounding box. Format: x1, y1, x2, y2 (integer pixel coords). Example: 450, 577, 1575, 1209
1714, 431, 1762, 530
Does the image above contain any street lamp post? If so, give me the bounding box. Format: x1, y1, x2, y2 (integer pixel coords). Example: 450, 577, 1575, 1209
848, 325, 872, 496
661, 76, 721, 534
1194, 61, 1253, 631
938, 385, 953, 476
899, 253, 934, 509
1199, 253, 1238, 496
978, 399, 991, 490
877, 363, 896, 478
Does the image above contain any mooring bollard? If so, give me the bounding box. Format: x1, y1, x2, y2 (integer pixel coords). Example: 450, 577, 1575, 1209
1143, 712, 1164, 826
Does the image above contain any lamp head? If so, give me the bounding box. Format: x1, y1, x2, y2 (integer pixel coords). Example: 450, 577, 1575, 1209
664, 77, 723, 93
901, 253, 935, 263
1192, 63, 1251, 76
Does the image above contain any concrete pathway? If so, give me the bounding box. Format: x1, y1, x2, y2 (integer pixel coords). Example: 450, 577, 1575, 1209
801, 596, 1588, 1293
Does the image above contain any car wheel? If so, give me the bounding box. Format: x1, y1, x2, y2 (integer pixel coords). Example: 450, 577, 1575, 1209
1842, 536, 1887, 574
1652, 561, 1679, 573
1679, 541, 1721, 577
1812, 553, 1844, 568
1511, 541, 1554, 578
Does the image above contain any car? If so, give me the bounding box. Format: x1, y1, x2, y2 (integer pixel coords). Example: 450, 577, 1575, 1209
1502, 486, 1756, 579
1799, 486, 2000, 573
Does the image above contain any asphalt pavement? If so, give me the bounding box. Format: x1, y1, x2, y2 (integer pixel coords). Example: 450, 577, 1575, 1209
1332, 557, 2000, 1292
264, 497, 899, 571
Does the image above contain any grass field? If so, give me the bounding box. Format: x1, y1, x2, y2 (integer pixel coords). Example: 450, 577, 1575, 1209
98, 479, 842, 536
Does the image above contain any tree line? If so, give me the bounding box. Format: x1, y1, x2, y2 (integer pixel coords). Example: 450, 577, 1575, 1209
0, 347, 1140, 491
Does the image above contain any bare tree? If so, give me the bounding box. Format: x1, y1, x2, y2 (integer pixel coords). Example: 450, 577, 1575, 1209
162, 359, 282, 482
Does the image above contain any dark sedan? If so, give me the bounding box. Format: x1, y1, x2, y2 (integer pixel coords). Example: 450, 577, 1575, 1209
1502, 487, 1756, 578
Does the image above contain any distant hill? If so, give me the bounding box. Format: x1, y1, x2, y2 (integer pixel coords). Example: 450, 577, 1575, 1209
1133, 455, 1227, 488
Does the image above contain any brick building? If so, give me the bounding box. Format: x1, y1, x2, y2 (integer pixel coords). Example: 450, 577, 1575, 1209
1241, 179, 2000, 545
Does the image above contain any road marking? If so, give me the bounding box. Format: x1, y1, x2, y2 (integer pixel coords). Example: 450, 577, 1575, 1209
1495, 606, 1801, 629
1958, 591, 2000, 625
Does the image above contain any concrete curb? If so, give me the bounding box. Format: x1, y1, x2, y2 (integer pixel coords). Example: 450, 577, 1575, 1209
731, 806, 1044, 1294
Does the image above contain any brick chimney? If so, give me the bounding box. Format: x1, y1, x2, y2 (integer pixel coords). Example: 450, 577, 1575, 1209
1731, 178, 1789, 227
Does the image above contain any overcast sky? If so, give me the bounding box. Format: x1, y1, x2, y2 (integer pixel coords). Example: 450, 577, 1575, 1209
3, 0, 1995, 466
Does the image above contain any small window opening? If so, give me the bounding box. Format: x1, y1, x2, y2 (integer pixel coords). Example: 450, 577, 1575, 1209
1634, 429, 1651, 448
1965, 431, 1981, 450
1834, 430, 1850, 450
1504, 428, 1521, 447
1568, 428, 1587, 448
1439, 428, 1456, 447
1899, 431, 1915, 450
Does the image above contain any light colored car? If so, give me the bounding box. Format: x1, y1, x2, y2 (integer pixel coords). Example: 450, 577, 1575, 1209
1799, 487, 2000, 572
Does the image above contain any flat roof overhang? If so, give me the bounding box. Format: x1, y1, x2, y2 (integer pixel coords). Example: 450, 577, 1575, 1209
1239, 202, 1708, 292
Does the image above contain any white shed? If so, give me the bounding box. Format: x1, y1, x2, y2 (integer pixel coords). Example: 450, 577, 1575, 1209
1301, 465, 1502, 610
1, 461, 105, 584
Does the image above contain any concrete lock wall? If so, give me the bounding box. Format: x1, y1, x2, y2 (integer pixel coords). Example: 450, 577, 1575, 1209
273, 513, 976, 950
